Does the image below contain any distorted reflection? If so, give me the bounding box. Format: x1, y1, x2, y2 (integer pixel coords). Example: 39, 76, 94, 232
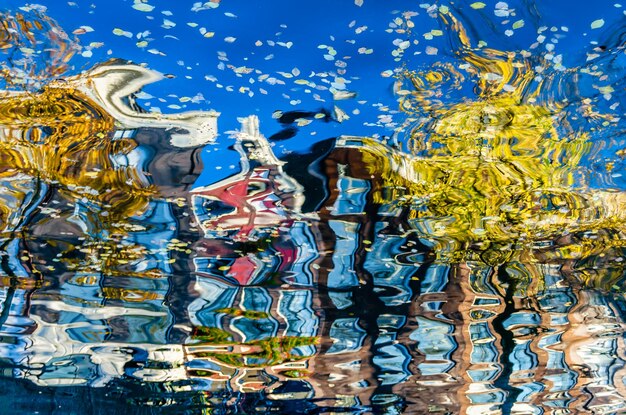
0, 3, 625, 415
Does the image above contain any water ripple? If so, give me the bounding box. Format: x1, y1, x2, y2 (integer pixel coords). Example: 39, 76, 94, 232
0, 2, 625, 415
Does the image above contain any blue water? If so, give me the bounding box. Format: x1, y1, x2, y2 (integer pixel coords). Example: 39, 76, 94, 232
4, 0, 622, 187
0, 1, 625, 414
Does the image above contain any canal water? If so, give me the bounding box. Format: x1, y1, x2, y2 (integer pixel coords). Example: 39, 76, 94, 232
0, 0, 625, 413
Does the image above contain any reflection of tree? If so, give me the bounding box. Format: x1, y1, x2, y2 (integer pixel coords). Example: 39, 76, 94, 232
317, 10, 626, 414
0, 9, 78, 90
357, 10, 626, 271
190, 325, 318, 369
0, 86, 155, 217
0, 85, 159, 280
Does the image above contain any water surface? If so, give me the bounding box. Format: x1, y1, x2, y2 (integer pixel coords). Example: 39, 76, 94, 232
0, 1, 625, 414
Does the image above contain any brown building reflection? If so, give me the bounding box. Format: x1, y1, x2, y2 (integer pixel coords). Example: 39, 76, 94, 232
304, 138, 626, 415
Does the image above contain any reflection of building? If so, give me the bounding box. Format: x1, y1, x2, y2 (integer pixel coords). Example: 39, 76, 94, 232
0, 63, 218, 391
0, 101, 625, 414
306, 137, 626, 414
188, 123, 626, 413
187, 116, 322, 394
191, 116, 305, 241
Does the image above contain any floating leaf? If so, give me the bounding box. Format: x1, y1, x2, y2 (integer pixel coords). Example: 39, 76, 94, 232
72, 25, 94, 35
162, 19, 176, 29
471, 2, 486, 9
132, 3, 154, 12
591, 19, 605, 29
112, 28, 133, 38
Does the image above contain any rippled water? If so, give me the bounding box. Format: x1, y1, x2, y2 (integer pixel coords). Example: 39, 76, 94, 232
0, 1, 625, 414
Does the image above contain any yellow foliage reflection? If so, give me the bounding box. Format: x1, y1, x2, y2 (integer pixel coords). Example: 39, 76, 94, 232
0, 80, 159, 282
0, 84, 156, 227
355, 11, 626, 267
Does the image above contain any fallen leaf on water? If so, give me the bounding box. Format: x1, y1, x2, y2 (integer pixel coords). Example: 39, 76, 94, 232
591, 19, 605, 29
113, 28, 133, 38
73, 25, 94, 35
132, 3, 154, 12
